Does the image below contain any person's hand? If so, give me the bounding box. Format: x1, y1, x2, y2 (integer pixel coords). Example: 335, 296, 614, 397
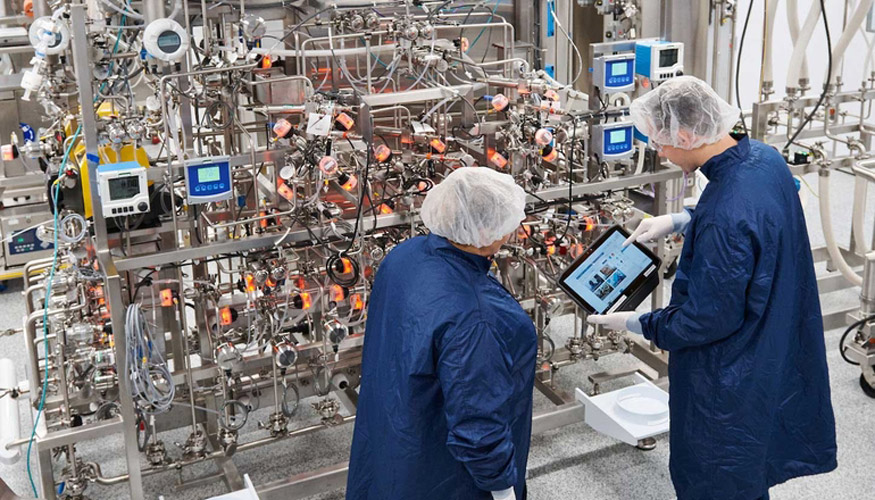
623, 211, 691, 247
587, 312, 640, 333
491, 487, 516, 500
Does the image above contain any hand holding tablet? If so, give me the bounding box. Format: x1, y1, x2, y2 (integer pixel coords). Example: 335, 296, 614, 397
557, 226, 662, 315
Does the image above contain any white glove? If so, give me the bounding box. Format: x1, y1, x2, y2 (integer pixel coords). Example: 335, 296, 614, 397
491, 487, 516, 500
587, 311, 641, 333
623, 211, 691, 247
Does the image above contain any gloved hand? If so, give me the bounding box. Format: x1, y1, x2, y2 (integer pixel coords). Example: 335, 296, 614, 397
491, 487, 516, 500
587, 312, 643, 334
623, 211, 691, 247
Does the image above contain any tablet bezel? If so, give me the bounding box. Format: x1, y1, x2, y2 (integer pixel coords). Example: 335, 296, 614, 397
556, 225, 662, 315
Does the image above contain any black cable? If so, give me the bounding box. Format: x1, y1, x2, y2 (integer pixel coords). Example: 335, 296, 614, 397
839, 314, 875, 366
556, 119, 577, 244
325, 253, 361, 287
735, 0, 755, 135
783, 0, 832, 152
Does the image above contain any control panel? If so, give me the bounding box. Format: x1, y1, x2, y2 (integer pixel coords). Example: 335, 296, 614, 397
184, 156, 233, 204
1, 210, 54, 267
96, 162, 150, 218
592, 53, 636, 93
592, 122, 635, 160
635, 40, 684, 84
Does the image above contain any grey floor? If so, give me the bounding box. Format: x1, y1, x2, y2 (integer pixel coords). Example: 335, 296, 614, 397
0, 169, 873, 499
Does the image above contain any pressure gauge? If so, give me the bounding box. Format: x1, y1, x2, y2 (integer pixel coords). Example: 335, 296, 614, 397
28, 17, 70, 55
274, 342, 298, 369
143, 18, 190, 62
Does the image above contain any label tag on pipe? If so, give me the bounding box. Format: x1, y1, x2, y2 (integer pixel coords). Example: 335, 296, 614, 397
307, 113, 332, 137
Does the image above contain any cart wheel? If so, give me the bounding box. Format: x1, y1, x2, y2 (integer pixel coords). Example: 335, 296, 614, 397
860, 374, 875, 399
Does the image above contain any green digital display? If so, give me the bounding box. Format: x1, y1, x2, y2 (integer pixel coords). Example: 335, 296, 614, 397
197, 166, 221, 183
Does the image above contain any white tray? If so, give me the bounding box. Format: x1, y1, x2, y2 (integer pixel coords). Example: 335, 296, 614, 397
575, 373, 670, 446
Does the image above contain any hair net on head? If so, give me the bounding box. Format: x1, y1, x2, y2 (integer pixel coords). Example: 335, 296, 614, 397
630, 76, 739, 150
420, 167, 527, 248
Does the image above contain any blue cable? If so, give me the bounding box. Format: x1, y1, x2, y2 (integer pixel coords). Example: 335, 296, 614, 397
24, 3, 127, 494
24, 125, 77, 495
465, 0, 501, 54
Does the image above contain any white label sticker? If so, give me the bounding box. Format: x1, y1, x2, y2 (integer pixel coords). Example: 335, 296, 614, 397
306, 113, 332, 137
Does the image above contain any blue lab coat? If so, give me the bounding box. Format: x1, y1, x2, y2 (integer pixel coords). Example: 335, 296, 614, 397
639, 136, 837, 499
347, 233, 537, 500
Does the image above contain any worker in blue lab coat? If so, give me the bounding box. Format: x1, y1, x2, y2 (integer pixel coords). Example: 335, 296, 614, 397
347, 167, 537, 500
588, 76, 837, 500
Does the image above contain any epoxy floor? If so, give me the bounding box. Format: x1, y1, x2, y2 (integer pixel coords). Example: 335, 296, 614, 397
0, 169, 873, 499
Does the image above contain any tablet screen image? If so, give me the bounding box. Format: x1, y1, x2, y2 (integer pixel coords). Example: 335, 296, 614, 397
559, 228, 658, 314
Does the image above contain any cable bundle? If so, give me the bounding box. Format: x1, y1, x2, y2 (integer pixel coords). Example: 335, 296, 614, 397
125, 303, 175, 414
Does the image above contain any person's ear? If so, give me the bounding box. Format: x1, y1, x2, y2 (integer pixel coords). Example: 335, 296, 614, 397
676, 129, 694, 150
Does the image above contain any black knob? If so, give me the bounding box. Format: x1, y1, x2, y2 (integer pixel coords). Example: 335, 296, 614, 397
137, 202, 148, 212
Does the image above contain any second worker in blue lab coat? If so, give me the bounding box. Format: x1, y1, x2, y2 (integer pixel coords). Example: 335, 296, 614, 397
346, 167, 537, 500
588, 77, 837, 500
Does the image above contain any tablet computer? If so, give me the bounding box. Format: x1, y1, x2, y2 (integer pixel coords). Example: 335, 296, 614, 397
557, 225, 661, 315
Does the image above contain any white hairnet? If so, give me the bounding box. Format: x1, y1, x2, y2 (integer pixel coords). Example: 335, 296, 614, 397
420, 167, 527, 248
630, 76, 739, 150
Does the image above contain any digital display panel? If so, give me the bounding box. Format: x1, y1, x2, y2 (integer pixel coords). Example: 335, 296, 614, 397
560, 231, 655, 314
611, 61, 629, 77
157, 31, 182, 52
108, 176, 141, 201
197, 165, 221, 183
609, 129, 628, 144
659, 48, 678, 68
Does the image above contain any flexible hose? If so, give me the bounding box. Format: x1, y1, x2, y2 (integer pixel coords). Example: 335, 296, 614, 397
786, 0, 810, 85
852, 176, 871, 253
827, 0, 874, 86
762, 0, 780, 86
818, 171, 863, 286
787, 0, 822, 91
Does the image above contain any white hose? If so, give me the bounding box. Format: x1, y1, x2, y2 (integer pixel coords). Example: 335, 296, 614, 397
819, 172, 863, 286
786, 0, 810, 85
828, 0, 875, 86
762, 0, 780, 84
787, 0, 822, 90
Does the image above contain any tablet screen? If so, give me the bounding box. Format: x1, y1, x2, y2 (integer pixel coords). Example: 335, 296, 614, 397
560, 230, 656, 314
